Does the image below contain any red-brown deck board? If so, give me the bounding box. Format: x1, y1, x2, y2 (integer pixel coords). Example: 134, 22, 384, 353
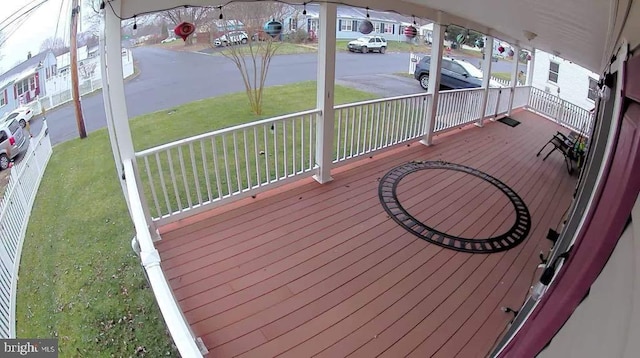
156, 110, 577, 357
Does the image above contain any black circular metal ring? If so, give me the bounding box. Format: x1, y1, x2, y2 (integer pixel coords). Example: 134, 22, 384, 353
379, 161, 531, 253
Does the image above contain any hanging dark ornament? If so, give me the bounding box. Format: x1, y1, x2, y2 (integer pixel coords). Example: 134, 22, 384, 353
302, 3, 307, 15
174, 22, 195, 41
359, 20, 374, 34
527, 54, 532, 61
404, 25, 418, 39
508, 49, 515, 57
498, 45, 505, 53
456, 33, 466, 45
264, 19, 283, 38
475, 38, 484, 48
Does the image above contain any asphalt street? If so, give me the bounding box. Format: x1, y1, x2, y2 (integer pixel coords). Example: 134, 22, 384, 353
40, 46, 526, 145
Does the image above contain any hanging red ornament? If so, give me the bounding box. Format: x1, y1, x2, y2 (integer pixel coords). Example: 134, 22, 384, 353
404, 25, 418, 39
174, 22, 195, 41
527, 54, 532, 61
497, 46, 505, 54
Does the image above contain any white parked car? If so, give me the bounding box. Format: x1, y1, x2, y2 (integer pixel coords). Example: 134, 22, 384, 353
214, 31, 249, 47
347, 36, 387, 54
4, 107, 33, 128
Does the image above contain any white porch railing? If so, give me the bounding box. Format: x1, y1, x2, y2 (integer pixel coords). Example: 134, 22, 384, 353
528, 87, 593, 135
434, 88, 485, 132
134, 85, 594, 225
333, 93, 431, 163
136, 110, 319, 223
0, 122, 52, 338
123, 160, 204, 357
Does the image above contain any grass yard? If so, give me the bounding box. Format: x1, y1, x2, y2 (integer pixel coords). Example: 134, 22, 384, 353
213, 42, 316, 56
492, 72, 512, 81
16, 81, 377, 357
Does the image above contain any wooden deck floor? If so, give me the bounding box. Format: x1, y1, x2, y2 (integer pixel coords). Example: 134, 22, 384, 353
156, 110, 578, 358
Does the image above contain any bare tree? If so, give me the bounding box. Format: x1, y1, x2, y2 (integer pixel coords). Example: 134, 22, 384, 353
158, 7, 212, 45
40, 37, 69, 56
219, 2, 291, 115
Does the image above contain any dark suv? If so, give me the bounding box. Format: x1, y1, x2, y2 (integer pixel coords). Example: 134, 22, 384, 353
414, 56, 502, 90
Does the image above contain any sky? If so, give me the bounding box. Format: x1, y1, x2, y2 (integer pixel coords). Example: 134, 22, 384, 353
0, 0, 95, 73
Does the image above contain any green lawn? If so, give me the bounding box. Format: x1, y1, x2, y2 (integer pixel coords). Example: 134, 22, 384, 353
492, 72, 512, 81
16, 82, 377, 357
213, 42, 316, 56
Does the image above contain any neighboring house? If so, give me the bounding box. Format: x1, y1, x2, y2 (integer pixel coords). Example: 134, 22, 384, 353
56, 46, 89, 75
0, 51, 56, 118
530, 49, 599, 110
286, 4, 422, 42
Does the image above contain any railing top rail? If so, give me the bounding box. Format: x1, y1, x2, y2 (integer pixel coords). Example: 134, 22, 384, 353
334, 92, 431, 110
136, 108, 321, 156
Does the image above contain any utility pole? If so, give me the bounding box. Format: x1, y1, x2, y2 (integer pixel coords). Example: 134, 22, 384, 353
70, 0, 87, 138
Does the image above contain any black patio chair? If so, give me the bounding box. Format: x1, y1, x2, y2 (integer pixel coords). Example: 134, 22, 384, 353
536, 131, 587, 174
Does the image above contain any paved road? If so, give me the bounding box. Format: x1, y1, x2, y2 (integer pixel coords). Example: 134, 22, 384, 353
43, 46, 526, 145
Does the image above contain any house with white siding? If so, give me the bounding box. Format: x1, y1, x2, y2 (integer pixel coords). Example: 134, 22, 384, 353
530, 49, 599, 110
285, 4, 424, 42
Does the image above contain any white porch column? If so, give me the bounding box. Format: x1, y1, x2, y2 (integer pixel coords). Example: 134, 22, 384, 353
478, 36, 495, 127
526, 48, 536, 86
313, 2, 337, 184
507, 44, 521, 116
104, 8, 157, 236
420, 23, 445, 146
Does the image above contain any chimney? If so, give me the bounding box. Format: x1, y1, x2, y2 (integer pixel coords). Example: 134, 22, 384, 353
27, 51, 32, 59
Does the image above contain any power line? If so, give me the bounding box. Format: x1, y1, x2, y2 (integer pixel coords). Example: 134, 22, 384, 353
0, 6, 40, 48
52, 0, 67, 44
0, 0, 41, 27
0, 0, 50, 34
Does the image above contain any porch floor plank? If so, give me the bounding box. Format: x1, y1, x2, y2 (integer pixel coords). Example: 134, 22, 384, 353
156, 110, 578, 357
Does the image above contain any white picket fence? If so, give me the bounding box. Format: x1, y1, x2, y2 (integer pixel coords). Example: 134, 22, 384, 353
0, 122, 53, 338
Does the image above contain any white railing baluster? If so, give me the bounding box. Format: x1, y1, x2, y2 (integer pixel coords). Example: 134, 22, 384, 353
300, 116, 304, 173
356, 105, 363, 155
292, 119, 297, 175
211, 137, 222, 199
188, 143, 202, 206
283, 120, 288, 177
253, 127, 261, 187
154, 152, 171, 213
143, 156, 161, 217
232, 132, 241, 193
263, 124, 270, 184
221, 135, 232, 196
374, 102, 381, 150
308, 114, 314, 170
200, 140, 212, 203
166, 149, 183, 211
177, 146, 192, 209
273, 122, 279, 181
349, 107, 356, 158
243, 130, 252, 190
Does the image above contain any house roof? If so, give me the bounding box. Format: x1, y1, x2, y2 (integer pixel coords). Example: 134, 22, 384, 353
56, 46, 89, 69
0, 51, 51, 90
106, 0, 640, 74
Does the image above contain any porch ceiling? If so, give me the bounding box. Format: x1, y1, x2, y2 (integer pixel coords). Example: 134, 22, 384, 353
109, 0, 632, 73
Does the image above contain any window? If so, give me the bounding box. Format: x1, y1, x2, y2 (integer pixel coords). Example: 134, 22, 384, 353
374, 22, 381, 33
288, 18, 297, 31
0, 131, 7, 143
0, 90, 6, 107
548, 61, 560, 83
384, 23, 394, 34
352, 20, 358, 31
339, 19, 352, 31
587, 77, 598, 101
16, 79, 29, 97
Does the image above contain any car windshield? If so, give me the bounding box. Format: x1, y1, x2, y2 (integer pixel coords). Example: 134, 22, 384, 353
7, 113, 18, 120
456, 61, 484, 78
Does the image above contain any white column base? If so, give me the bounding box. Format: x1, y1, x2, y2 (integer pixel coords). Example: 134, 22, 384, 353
420, 138, 435, 146
313, 173, 334, 184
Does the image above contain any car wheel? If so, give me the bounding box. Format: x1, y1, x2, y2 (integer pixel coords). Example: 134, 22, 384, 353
379, 46, 386, 54
361, 46, 368, 54
19, 119, 26, 128
0, 154, 9, 171
419, 74, 430, 90
241, 38, 248, 44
